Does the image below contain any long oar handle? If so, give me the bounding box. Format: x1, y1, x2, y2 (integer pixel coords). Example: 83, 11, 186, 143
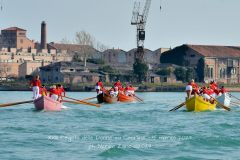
169, 102, 186, 111
134, 95, 143, 102
0, 100, 33, 108
62, 100, 98, 107
229, 93, 240, 102
64, 96, 100, 107
81, 97, 96, 101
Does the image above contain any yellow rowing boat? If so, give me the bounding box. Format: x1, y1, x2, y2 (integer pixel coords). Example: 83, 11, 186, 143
186, 95, 217, 112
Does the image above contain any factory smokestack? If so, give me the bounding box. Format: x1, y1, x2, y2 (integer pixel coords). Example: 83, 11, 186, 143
40, 21, 47, 49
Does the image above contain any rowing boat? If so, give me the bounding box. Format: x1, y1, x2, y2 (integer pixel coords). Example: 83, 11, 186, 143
34, 96, 62, 111
97, 93, 118, 104
118, 92, 136, 103
216, 93, 231, 107
185, 95, 217, 112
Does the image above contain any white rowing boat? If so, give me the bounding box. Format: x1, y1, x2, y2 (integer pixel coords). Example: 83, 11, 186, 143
216, 93, 231, 107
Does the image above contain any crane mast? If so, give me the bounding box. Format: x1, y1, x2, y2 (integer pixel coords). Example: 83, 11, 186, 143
131, 0, 151, 63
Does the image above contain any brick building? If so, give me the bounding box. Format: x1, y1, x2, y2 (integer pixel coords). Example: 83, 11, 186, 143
0, 27, 35, 50
161, 44, 240, 84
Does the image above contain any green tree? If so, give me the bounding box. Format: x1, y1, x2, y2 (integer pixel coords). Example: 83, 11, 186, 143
99, 65, 117, 74
196, 58, 205, 82
133, 60, 148, 82
156, 68, 171, 76
174, 67, 186, 82
186, 68, 195, 82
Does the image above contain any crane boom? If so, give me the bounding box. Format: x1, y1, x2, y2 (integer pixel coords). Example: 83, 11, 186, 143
142, 0, 151, 27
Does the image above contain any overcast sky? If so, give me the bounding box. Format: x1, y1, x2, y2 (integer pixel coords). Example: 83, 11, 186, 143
0, 0, 239, 51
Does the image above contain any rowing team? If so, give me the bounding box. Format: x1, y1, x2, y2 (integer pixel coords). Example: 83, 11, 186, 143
186, 79, 228, 102
95, 80, 135, 97
29, 75, 66, 101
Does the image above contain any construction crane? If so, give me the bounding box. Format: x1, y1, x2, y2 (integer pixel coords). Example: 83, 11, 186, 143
131, 0, 152, 63
0, 0, 3, 11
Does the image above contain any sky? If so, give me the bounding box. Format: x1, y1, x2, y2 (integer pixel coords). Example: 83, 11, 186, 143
0, 0, 240, 51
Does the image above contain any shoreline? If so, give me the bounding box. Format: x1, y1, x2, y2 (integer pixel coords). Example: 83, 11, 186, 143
0, 86, 239, 92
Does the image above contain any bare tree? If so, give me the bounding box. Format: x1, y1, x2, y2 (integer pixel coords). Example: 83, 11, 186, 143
95, 41, 108, 52
60, 37, 73, 44
74, 31, 96, 71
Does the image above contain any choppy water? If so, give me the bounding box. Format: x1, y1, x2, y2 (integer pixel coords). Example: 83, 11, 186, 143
0, 91, 240, 160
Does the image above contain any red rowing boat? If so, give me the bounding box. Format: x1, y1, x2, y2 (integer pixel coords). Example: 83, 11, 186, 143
34, 96, 62, 111
118, 92, 136, 103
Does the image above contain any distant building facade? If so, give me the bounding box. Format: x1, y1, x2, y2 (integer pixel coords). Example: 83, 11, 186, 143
39, 61, 102, 84
161, 44, 240, 84
0, 27, 35, 50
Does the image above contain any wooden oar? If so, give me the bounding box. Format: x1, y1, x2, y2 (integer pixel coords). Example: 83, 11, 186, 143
169, 102, 186, 111
229, 93, 240, 102
210, 96, 231, 111
64, 96, 100, 107
0, 100, 33, 108
81, 96, 96, 101
230, 101, 240, 106
62, 100, 99, 107
133, 95, 143, 102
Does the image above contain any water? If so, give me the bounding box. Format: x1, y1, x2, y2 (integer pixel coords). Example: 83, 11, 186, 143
0, 91, 240, 160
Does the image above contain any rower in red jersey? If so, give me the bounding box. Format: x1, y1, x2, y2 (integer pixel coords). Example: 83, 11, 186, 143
49, 85, 60, 101
219, 86, 228, 94
57, 84, 66, 100
114, 80, 122, 88
29, 75, 41, 99
190, 79, 200, 95
39, 84, 47, 97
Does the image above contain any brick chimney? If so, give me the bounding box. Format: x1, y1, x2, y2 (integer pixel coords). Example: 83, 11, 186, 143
40, 21, 47, 49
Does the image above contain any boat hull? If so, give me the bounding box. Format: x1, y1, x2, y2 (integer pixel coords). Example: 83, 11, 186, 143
34, 96, 62, 111
97, 93, 118, 104
118, 93, 136, 103
216, 93, 231, 107
186, 95, 217, 112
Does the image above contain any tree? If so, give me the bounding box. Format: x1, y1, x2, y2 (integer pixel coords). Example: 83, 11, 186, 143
133, 59, 148, 82
74, 31, 95, 71
156, 68, 171, 76
99, 65, 118, 74
196, 58, 205, 82
73, 31, 109, 69
174, 67, 186, 82
186, 68, 195, 82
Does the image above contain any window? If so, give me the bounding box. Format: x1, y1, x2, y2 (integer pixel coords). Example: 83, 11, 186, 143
20, 39, 23, 43
207, 67, 214, 78
70, 69, 74, 72
190, 54, 195, 57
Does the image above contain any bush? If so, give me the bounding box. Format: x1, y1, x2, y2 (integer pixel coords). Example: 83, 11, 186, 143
156, 68, 171, 76
87, 58, 105, 64
99, 65, 118, 74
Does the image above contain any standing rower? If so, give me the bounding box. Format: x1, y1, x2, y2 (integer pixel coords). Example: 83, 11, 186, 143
30, 75, 41, 99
